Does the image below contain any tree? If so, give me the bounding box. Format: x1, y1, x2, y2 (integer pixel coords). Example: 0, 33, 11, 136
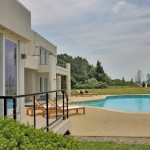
142, 82, 146, 87
147, 73, 150, 85
87, 65, 95, 79
131, 78, 133, 84
57, 54, 110, 88
94, 60, 105, 82
135, 70, 143, 84
122, 77, 125, 85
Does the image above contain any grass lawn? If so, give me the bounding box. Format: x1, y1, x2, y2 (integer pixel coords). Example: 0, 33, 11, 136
72, 86, 150, 95
80, 141, 150, 150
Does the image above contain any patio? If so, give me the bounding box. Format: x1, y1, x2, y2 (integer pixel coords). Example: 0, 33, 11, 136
69, 96, 150, 137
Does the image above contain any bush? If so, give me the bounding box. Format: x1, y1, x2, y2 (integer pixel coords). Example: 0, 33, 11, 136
84, 78, 98, 86
95, 82, 108, 89
74, 78, 108, 89
0, 117, 81, 150
74, 84, 93, 89
142, 82, 146, 87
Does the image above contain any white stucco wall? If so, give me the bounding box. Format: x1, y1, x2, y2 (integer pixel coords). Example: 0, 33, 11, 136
32, 31, 57, 56
0, 0, 71, 119
0, 33, 3, 96
18, 41, 25, 120
0, 0, 31, 40
49, 55, 57, 98
0, 33, 4, 117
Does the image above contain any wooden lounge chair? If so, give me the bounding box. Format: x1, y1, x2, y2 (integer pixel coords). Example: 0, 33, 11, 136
26, 98, 54, 116
45, 100, 85, 116
73, 90, 93, 97
82, 90, 97, 96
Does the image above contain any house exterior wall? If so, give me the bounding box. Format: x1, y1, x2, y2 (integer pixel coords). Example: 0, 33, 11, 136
0, 33, 3, 96
0, 33, 4, 117
0, 0, 31, 40
0, 0, 71, 119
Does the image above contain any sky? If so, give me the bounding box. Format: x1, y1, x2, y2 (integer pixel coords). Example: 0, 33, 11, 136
18, 0, 150, 81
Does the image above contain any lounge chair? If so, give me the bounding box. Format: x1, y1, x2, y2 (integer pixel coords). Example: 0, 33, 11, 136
26, 98, 54, 116
47, 100, 85, 116
82, 90, 97, 96
74, 90, 93, 97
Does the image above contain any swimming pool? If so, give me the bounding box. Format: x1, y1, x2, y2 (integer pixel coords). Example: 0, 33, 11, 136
77, 95, 150, 113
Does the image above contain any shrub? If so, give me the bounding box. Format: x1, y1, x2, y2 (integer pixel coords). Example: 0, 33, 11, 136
74, 84, 93, 89
84, 78, 98, 86
0, 117, 81, 150
95, 82, 108, 89
74, 78, 108, 89
142, 82, 146, 87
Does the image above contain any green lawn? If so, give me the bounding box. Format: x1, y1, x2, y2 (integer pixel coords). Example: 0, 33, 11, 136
80, 141, 150, 150
72, 86, 150, 95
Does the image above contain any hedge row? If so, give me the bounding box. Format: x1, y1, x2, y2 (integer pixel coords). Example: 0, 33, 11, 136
74, 82, 108, 89
0, 117, 81, 150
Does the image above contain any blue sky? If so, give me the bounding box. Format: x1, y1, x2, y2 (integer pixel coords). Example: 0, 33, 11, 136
19, 0, 150, 81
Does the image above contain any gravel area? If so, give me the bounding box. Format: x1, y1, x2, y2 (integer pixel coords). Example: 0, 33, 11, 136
74, 136, 150, 145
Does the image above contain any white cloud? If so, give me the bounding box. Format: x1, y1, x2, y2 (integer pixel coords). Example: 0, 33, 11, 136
113, 1, 127, 13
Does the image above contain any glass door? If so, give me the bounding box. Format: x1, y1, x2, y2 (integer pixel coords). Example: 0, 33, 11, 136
5, 39, 17, 96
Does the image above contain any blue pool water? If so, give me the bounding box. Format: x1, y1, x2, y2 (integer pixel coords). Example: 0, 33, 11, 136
7, 100, 13, 109
77, 95, 150, 113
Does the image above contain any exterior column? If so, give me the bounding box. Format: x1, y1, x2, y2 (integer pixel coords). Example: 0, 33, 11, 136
17, 41, 25, 120
56, 76, 61, 95
0, 33, 4, 117
66, 63, 71, 96
49, 55, 57, 99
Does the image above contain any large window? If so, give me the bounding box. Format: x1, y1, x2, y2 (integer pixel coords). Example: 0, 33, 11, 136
5, 39, 17, 96
40, 48, 49, 65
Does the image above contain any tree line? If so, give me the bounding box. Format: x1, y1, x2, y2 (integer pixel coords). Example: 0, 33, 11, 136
58, 54, 136, 89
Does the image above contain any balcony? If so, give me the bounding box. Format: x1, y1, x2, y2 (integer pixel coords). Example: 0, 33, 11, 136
57, 58, 67, 69
24, 55, 38, 70
38, 64, 50, 73
56, 59, 70, 75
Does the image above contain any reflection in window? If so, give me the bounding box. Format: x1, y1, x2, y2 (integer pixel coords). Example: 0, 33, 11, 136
40, 48, 49, 65
5, 39, 17, 96
40, 77, 48, 92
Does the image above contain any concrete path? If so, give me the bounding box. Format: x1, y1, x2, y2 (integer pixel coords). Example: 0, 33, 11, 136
69, 95, 150, 137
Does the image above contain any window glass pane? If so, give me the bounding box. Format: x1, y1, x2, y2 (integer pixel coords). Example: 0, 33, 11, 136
5, 39, 17, 96
44, 78, 48, 91
40, 48, 49, 65
40, 77, 43, 92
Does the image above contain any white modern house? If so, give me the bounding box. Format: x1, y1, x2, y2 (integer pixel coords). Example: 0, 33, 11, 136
0, 0, 71, 121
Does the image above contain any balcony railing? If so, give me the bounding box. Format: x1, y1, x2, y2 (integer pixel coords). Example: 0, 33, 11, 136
0, 90, 69, 132
57, 58, 67, 69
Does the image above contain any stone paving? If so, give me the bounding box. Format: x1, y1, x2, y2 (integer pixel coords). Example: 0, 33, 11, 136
69, 95, 150, 137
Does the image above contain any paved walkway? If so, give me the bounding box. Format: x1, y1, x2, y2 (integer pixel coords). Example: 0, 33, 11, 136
69, 95, 150, 137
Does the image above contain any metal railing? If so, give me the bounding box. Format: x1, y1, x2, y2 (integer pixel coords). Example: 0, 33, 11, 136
57, 58, 67, 69
0, 90, 69, 132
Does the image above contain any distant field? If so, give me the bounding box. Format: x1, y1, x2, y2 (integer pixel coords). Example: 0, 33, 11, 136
71, 86, 150, 95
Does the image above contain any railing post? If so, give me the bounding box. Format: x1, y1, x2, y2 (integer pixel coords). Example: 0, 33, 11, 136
46, 93, 49, 131
62, 91, 65, 120
4, 98, 7, 117
33, 95, 36, 129
55, 91, 58, 120
13, 98, 17, 120
64, 91, 69, 119
65, 91, 69, 119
